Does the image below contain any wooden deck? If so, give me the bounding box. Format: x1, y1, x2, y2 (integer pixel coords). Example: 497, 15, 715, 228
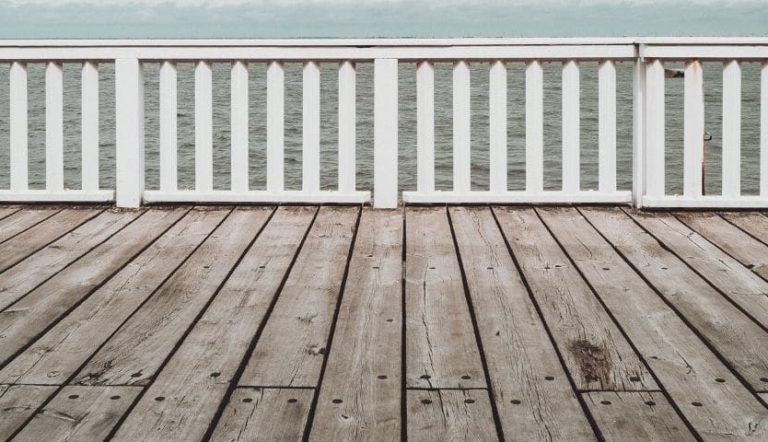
0, 205, 767, 441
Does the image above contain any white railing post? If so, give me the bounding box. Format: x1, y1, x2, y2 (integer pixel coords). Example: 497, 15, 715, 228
598, 60, 617, 193
645, 59, 665, 201
489, 60, 507, 194
416, 61, 435, 194
374, 58, 398, 208
683, 60, 704, 199
525, 60, 544, 194
9, 62, 28, 193
231, 60, 249, 192
46, 61, 64, 193
115, 58, 145, 208
632, 52, 646, 208
562, 60, 580, 194
338, 61, 357, 194
762, 61, 768, 198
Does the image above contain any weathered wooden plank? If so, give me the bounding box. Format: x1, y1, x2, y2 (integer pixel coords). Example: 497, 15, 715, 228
0, 208, 58, 245
629, 211, 768, 328
721, 212, 768, 245
110, 207, 314, 441
405, 207, 486, 389
449, 207, 594, 441
0, 210, 184, 365
0, 208, 101, 273
0, 209, 225, 385
13, 386, 140, 441
581, 208, 768, 391
0, 210, 140, 312
74, 207, 271, 386
583, 392, 694, 441
678, 212, 768, 280
0, 207, 21, 222
210, 387, 314, 442
406, 389, 498, 442
493, 207, 654, 391
239, 207, 358, 387
0, 384, 57, 437
542, 207, 768, 439
310, 209, 403, 441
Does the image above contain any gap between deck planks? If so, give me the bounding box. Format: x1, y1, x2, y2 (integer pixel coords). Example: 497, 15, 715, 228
1, 206, 767, 442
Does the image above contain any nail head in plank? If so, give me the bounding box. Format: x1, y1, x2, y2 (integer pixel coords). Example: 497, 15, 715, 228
74, 207, 270, 386
0, 209, 225, 385
111, 207, 314, 441
311, 209, 403, 441
542, 207, 768, 439
406, 389, 498, 442
581, 208, 768, 391
583, 392, 695, 442
0, 384, 57, 437
210, 388, 313, 442
494, 207, 655, 391
405, 207, 486, 389
450, 207, 594, 440
629, 211, 768, 328
13, 386, 140, 441
239, 206, 358, 387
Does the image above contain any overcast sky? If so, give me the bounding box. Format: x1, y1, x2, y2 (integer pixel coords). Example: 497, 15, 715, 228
1, 0, 766, 38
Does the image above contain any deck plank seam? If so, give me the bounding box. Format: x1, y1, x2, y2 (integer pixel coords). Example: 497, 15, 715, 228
620, 207, 768, 334
0, 207, 21, 223
1, 207, 192, 440
0, 208, 62, 248
103, 206, 277, 440
577, 207, 768, 404
489, 206, 604, 441
446, 206, 506, 442
535, 208, 703, 440
717, 213, 768, 248
400, 205, 407, 442
0, 208, 106, 277
673, 212, 768, 288
300, 207, 363, 442
198, 206, 320, 441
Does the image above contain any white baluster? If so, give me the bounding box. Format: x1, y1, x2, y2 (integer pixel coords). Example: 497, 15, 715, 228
761, 61, 768, 198
82, 61, 99, 193
195, 61, 213, 192
632, 59, 646, 207
562, 60, 580, 193
115, 58, 144, 208
302, 61, 321, 194
46, 62, 64, 192
722, 60, 741, 198
160, 61, 177, 192
231, 60, 249, 192
374, 58, 398, 208
338, 61, 356, 193
10, 62, 28, 192
645, 59, 665, 199
267, 61, 285, 193
417, 61, 435, 194
453, 60, 471, 193
489, 60, 507, 194
683, 60, 704, 198
525, 60, 544, 194
598, 60, 616, 193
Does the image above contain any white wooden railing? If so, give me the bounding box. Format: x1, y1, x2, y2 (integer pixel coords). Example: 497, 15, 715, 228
0, 38, 767, 208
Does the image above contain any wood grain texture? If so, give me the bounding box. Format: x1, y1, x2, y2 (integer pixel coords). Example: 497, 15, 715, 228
405, 207, 486, 389
450, 207, 594, 441
407, 389, 498, 442
0, 210, 140, 312
493, 207, 654, 391
721, 212, 768, 245
677, 212, 768, 282
239, 206, 358, 387
0, 209, 183, 366
111, 207, 314, 441
210, 388, 314, 442
12, 386, 140, 441
0, 384, 57, 437
0, 207, 20, 223
0, 208, 100, 273
581, 208, 768, 391
74, 208, 270, 386
0, 208, 58, 244
583, 392, 695, 442
310, 209, 403, 442
0, 209, 224, 385
542, 207, 768, 440
629, 211, 768, 328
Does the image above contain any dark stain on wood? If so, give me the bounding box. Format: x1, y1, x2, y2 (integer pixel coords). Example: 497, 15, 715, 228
568, 339, 613, 386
